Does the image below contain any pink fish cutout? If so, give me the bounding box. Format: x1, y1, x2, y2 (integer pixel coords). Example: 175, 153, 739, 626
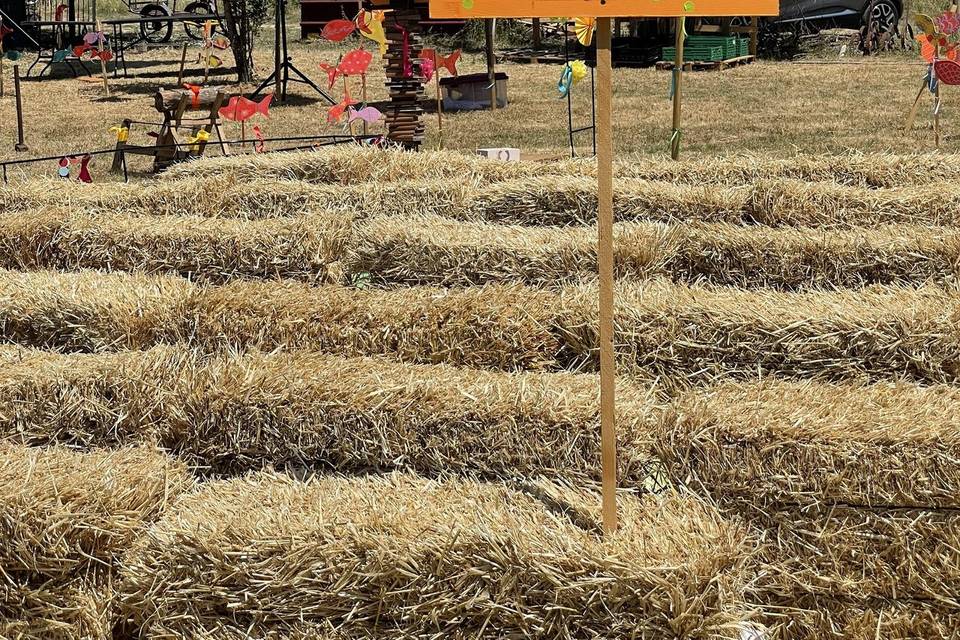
348, 105, 383, 124
322, 19, 356, 42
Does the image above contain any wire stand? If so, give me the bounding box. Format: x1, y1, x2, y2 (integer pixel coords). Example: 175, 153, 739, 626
251, 0, 334, 104
564, 21, 597, 158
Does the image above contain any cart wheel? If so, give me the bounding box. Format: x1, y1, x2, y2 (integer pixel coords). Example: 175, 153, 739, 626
184, 1, 218, 40
140, 4, 173, 44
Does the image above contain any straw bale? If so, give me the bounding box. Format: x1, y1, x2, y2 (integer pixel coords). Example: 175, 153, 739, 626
653, 379, 960, 507
0, 580, 114, 640
0, 444, 193, 580
160, 147, 583, 185
662, 222, 960, 289
348, 216, 960, 289
0, 210, 352, 284
0, 346, 658, 479
766, 599, 960, 639
121, 473, 754, 639
745, 503, 960, 604
193, 281, 569, 370
0, 444, 192, 638
557, 279, 960, 384
614, 152, 960, 187
0, 269, 193, 352
347, 215, 674, 287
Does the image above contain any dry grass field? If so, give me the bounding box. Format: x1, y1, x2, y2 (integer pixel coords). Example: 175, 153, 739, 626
0, 25, 941, 180
1, 16, 959, 640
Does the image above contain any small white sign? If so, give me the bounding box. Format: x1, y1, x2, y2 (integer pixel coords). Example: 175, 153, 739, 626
477, 148, 520, 162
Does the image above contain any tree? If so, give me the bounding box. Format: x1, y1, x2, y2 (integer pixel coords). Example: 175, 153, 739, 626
220, 0, 271, 82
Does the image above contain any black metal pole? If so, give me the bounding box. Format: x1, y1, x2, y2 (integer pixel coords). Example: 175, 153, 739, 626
14, 65, 28, 152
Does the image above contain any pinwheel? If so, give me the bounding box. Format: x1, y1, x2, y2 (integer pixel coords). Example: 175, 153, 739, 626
574, 17, 596, 46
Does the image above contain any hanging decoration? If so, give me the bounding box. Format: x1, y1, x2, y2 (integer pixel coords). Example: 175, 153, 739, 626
558, 60, 588, 98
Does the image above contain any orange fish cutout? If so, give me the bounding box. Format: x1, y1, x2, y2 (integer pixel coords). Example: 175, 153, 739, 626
917, 34, 957, 62
421, 48, 461, 76
322, 19, 356, 42
327, 89, 358, 124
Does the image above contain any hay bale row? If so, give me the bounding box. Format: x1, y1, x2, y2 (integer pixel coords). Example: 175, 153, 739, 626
0, 210, 351, 284
0, 345, 656, 479
158, 147, 960, 189
4, 270, 960, 384
0, 444, 193, 639
3, 209, 960, 290
8, 174, 960, 229
651, 379, 960, 631
120, 472, 754, 639
769, 599, 960, 640
159, 146, 585, 185
351, 215, 960, 289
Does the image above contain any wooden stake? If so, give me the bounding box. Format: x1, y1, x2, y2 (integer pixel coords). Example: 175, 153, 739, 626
905, 76, 927, 131
935, 82, 941, 149
13, 64, 28, 152
96, 21, 110, 97
596, 16, 617, 536
177, 42, 189, 85
435, 68, 443, 149
1, 38, 6, 98
362, 73, 369, 137
671, 17, 684, 160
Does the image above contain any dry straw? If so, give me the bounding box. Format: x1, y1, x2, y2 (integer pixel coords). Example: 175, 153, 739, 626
348, 216, 960, 289
0, 210, 352, 284
0, 345, 658, 479
121, 473, 755, 639
0, 444, 192, 638
765, 599, 960, 640
4, 271, 960, 385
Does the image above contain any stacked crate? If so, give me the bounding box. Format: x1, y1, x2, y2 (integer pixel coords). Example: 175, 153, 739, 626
662, 35, 745, 62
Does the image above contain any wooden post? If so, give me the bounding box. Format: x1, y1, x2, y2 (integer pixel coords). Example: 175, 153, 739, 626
362, 73, 369, 136
905, 76, 927, 130
176, 42, 189, 85
532, 17, 541, 62
13, 65, 28, 152
110, 118, 131, 173
749, 16, 759, 56
671, 17, 685, 160
596, 16, 617, 536
485, 19, 497, 110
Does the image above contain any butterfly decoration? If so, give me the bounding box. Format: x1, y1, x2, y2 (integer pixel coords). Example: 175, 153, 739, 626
253, 125, 265, 153
52, 49, 71, 62
347, 105, 384, 124
915, 13, 939, 37
327, 88, 358, 124
420, 49, 461, 79
57, 155, 92, 183
355, 10, 387, 55
322, 19, 356, 42
74, 33, 113, 62
557, 60, 588, 98
207, 54, 223, 67
319, 48, 373, 88
574, 17, 596, 47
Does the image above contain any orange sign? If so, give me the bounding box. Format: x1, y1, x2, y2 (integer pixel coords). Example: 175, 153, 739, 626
430, 0, 779, 17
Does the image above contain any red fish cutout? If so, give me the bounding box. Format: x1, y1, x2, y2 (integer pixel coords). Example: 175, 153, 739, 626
421, 49, 461, 76
322, 19, 356, 42
219, 95, 272, 122
319, 48, 373, 88
327, 89, 358, 124
936, 59, 960, 85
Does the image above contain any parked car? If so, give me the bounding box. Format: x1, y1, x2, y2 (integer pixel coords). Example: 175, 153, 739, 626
775, 0, 901, 33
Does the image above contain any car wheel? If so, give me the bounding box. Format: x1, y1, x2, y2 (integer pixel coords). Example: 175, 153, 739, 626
864, 0, 899, 34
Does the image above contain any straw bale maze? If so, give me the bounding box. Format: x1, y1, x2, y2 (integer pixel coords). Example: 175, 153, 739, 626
3, 148, 960, 639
